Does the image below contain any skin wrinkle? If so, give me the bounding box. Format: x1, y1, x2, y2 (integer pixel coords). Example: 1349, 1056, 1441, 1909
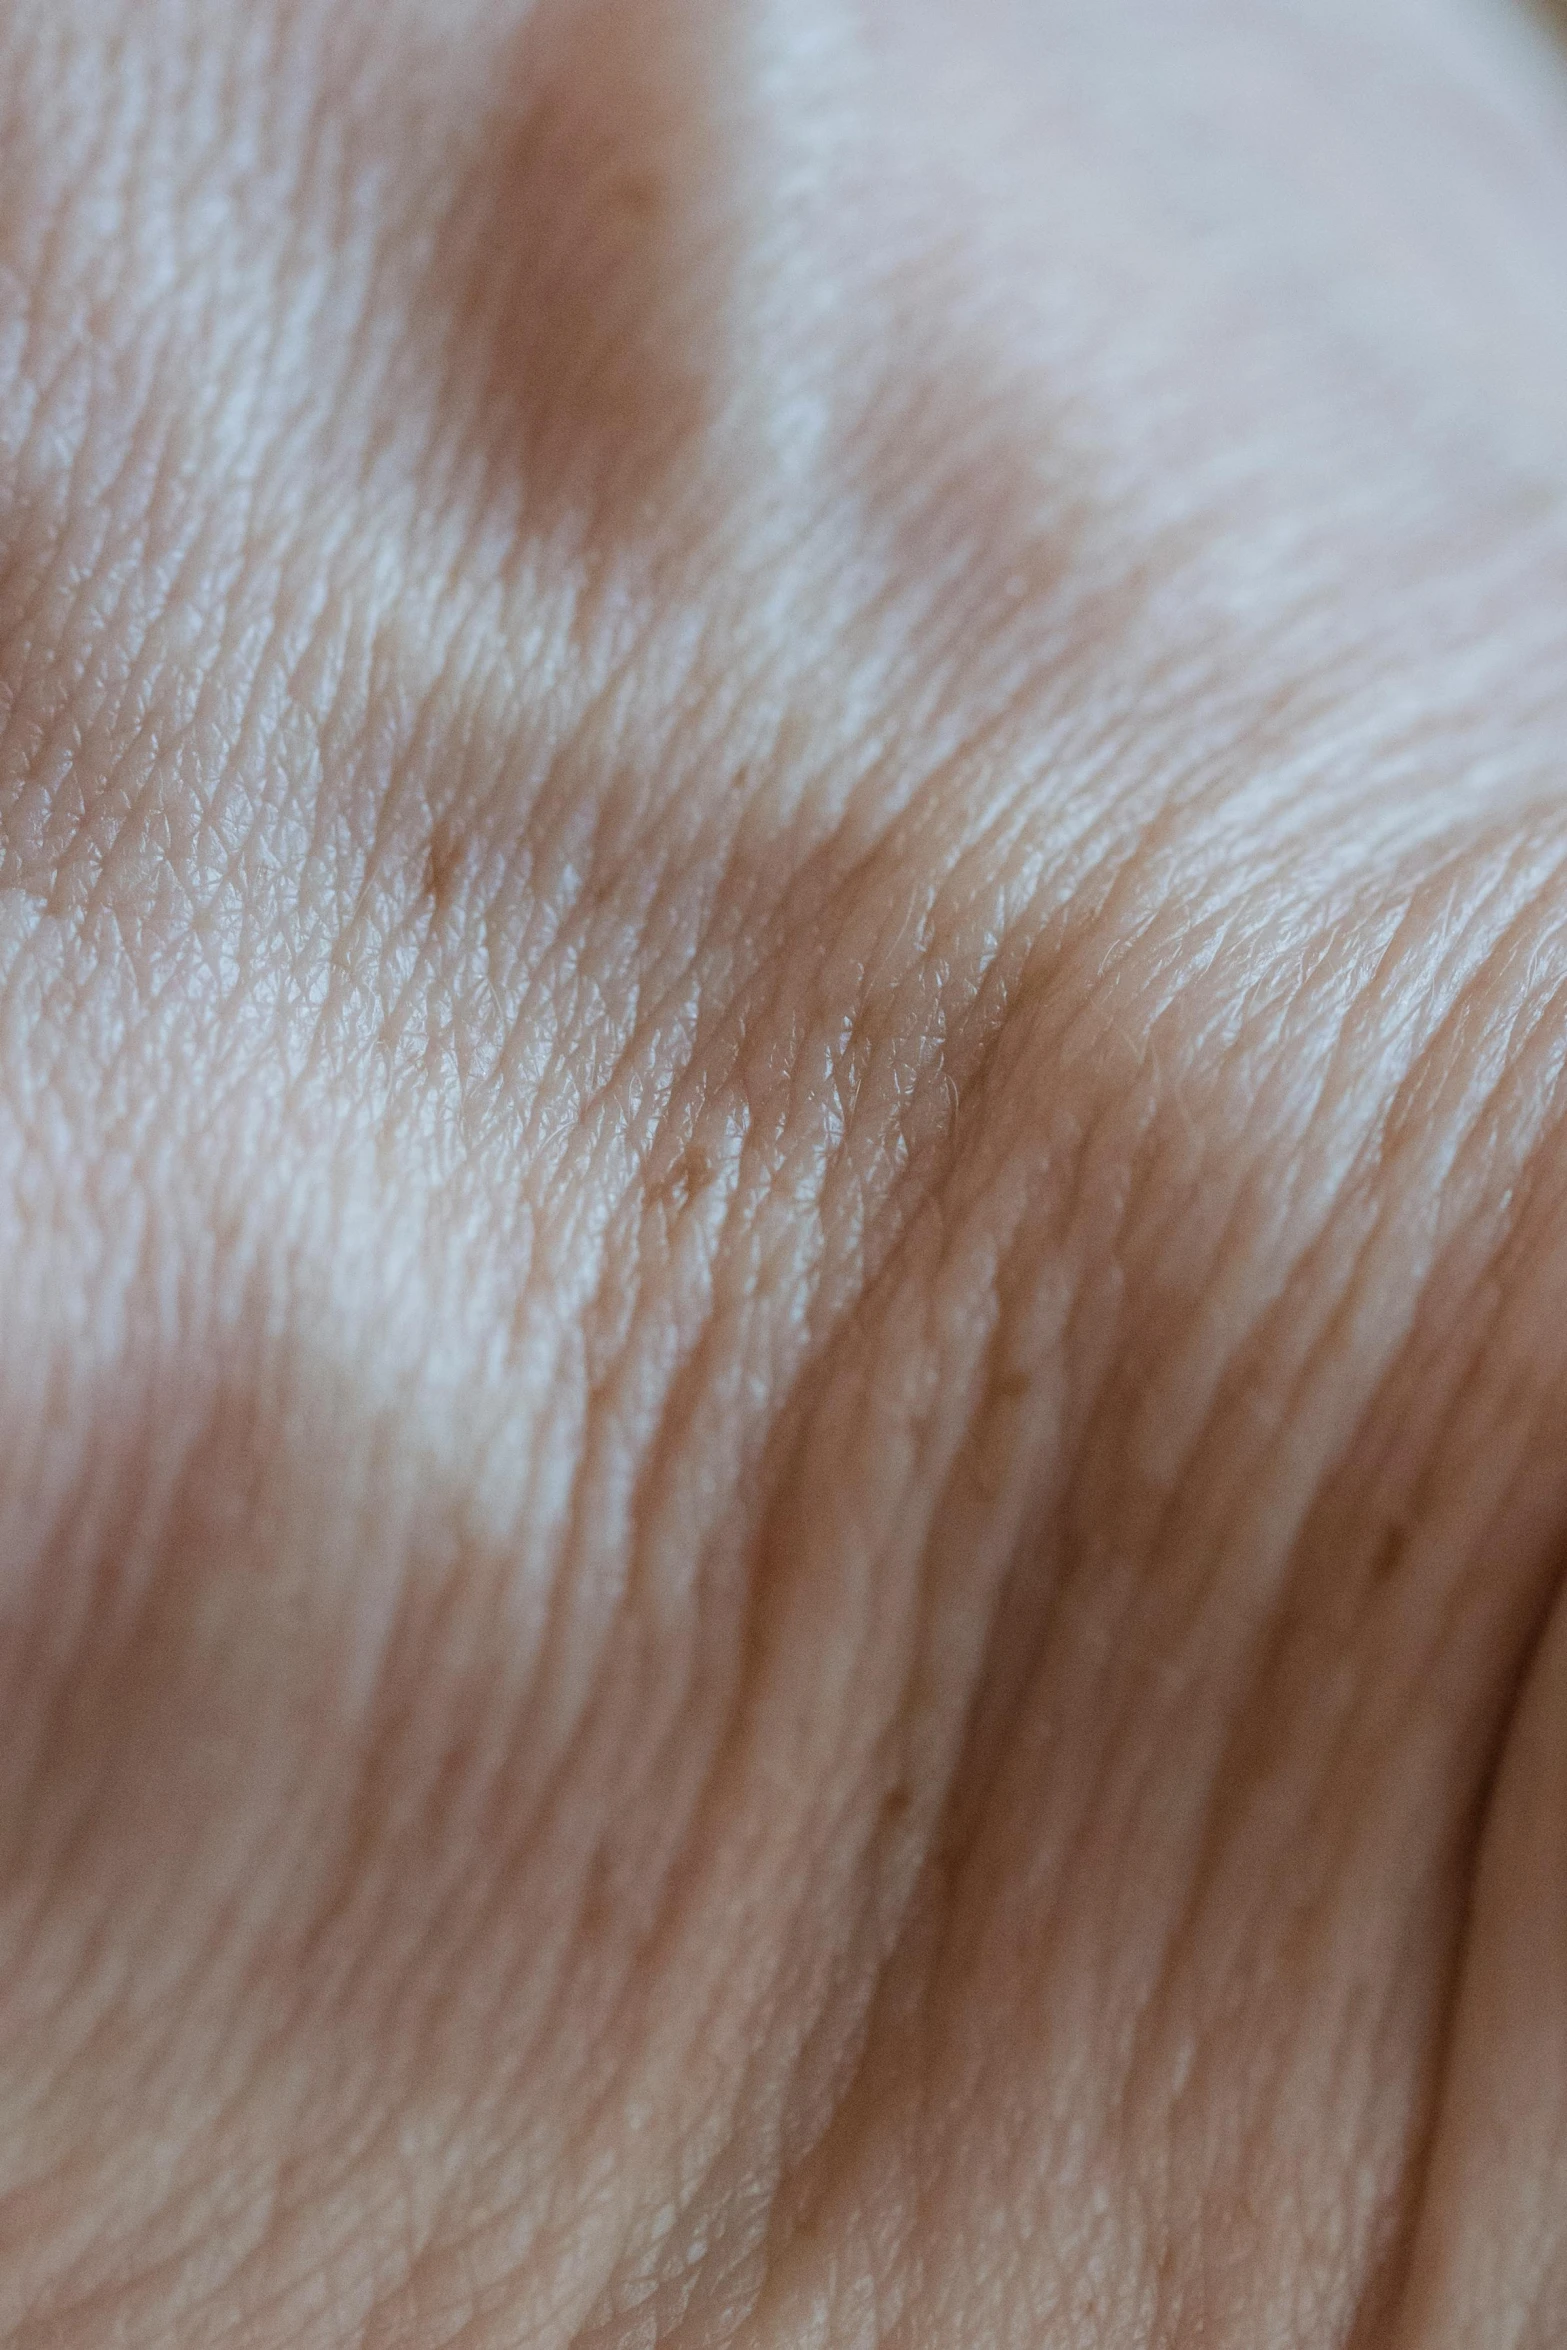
11, 1, 1567, 2346
535, 1034, 1052, 2350
1373, 1618, 1567, 2350
1113, 839, 1558, 1555
1113, 1156, 1503, 1983
920, 1019, 1531, 2340
1155, 1027, 1567, 2343
648, 1146, 1090, 2340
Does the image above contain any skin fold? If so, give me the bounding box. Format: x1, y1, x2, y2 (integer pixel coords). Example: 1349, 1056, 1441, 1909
4, 0, 1567, 2341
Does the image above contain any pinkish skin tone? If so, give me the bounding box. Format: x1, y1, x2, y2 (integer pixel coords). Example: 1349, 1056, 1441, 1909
4, 1, 1567, 2343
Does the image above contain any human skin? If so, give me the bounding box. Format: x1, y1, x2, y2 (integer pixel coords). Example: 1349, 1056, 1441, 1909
5, 0, 1567, 2341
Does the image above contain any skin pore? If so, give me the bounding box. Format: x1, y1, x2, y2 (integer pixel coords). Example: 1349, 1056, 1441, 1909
6, 0, 1567, 2342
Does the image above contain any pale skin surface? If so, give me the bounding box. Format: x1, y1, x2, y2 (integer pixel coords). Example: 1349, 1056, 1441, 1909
9, 0, 1567, 2341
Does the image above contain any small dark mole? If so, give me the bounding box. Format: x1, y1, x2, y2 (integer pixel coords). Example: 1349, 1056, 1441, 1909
657, 1144, 716, 1214
994, 1370, 1031, 1403
880, 1784, 914, 1825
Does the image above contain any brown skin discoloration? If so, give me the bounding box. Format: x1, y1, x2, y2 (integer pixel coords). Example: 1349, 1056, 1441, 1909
429, 0, 737, 547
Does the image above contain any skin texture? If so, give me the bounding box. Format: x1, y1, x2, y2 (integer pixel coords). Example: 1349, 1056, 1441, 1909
5, 0, 1567, 2340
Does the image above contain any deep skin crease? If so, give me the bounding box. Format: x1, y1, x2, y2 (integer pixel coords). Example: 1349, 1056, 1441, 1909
7, 0, 1567, 2343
